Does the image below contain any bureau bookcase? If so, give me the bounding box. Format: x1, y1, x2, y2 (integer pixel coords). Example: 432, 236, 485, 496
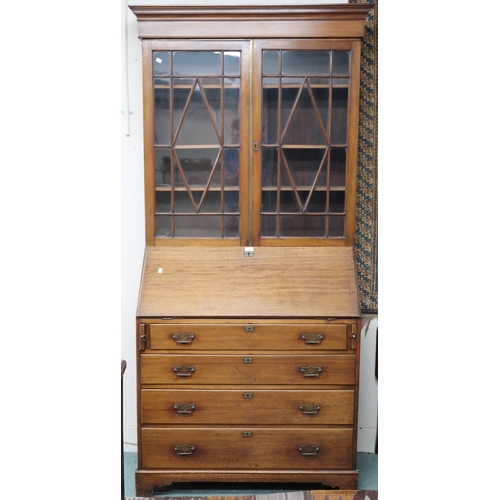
129, 4, 371, 496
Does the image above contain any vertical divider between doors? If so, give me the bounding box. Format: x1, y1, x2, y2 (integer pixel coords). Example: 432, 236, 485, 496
239, 40, 252, 247
248, 40, 254, 247
251, 40, 263, 246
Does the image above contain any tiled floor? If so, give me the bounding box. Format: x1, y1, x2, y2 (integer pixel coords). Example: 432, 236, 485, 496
124, 452, 378, 497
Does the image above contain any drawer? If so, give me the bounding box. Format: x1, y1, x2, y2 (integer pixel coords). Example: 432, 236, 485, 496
141, 389, 354, 425
141, 428, 354, 470
147, 323, 351, 351
141, 354, 356, 386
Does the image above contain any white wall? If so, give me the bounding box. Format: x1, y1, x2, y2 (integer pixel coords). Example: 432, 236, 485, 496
121, 0, 145, 453
121, 0, 378, 454
358, 316, 378, 452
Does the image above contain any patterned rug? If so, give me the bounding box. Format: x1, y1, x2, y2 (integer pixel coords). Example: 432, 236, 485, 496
126, 491, 378, 500
350, 0, 378, 315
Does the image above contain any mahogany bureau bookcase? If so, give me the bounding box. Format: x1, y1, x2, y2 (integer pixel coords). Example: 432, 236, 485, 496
128, 4, 371, 496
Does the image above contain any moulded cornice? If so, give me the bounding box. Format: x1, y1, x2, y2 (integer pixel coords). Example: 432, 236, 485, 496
128, 4, 373, 21
129, 4, 373, 39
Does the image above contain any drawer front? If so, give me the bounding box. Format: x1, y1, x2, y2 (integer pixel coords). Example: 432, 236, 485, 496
141, 428, 354, 470
149, 323, 350, 351
141, 354, 356, 386
141, 389, 354, 425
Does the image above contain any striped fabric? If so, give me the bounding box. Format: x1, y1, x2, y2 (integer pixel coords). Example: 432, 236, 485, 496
126, 490, 378, 500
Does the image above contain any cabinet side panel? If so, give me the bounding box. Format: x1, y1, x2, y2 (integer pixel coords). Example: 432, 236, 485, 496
141, 41, 156, 246
345, 41, 362, 246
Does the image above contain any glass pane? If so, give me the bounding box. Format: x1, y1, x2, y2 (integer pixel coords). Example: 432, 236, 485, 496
153, 51, 170, 76
154, 88, 171, 145
281, 86, 299, 142
261, 190, 277, 212
224, 77, 240, 91
282, 77, 303, 86
329, 191, 345, 213
224, 51, 240, 76
173, 51, 222, 76
155, 150, 171, 186
330, 149, 346, 187
174, 191, 197, 214
263, 50, 279, 75
198, 191, 222, 214
224, 148, 239, 187
175, 215, 221, 238
155, 191, 171, 213
154, 78, 170, 87
328, 215, 345, 237
333, 77, 349, 88
175, 149, 220, 188
282, 51, 330, 76
263, 77, 279, 87
155, 215, 172, 237
262, 148, 278, 187
224, 191, 239, 213
331, 87, 348, 145
282, 83, 329, 146
282, 148, 326, 188
311, 84, 330, 138
173, 79, 221, 146
174, 190, 222, 214
333, 51, 350, 76
263, 85, 279, 144
261, 215, 277, 237
280, 216, 326, 237
224, 215, 239, 237
305, 191, 327, 213
224, 81, 240, 146
280, 190, 302, 213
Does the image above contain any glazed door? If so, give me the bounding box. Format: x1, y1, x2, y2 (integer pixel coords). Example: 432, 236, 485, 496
144, 40, 251, 246
143, 39, 361, 247
251, 40, 362, 246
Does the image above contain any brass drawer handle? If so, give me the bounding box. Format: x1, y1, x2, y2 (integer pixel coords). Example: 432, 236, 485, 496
301, 365, 322, 377
299, 444, 320, 456
172, 333, 195, 344
299, 403, 321, 415
174, 365, 195, 377
301, 333, 324, 345
174, 444, 195, 456
174, 403, 196, 414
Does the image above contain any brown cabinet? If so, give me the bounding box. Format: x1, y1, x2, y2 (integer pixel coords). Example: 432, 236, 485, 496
130, 4, 371, 496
